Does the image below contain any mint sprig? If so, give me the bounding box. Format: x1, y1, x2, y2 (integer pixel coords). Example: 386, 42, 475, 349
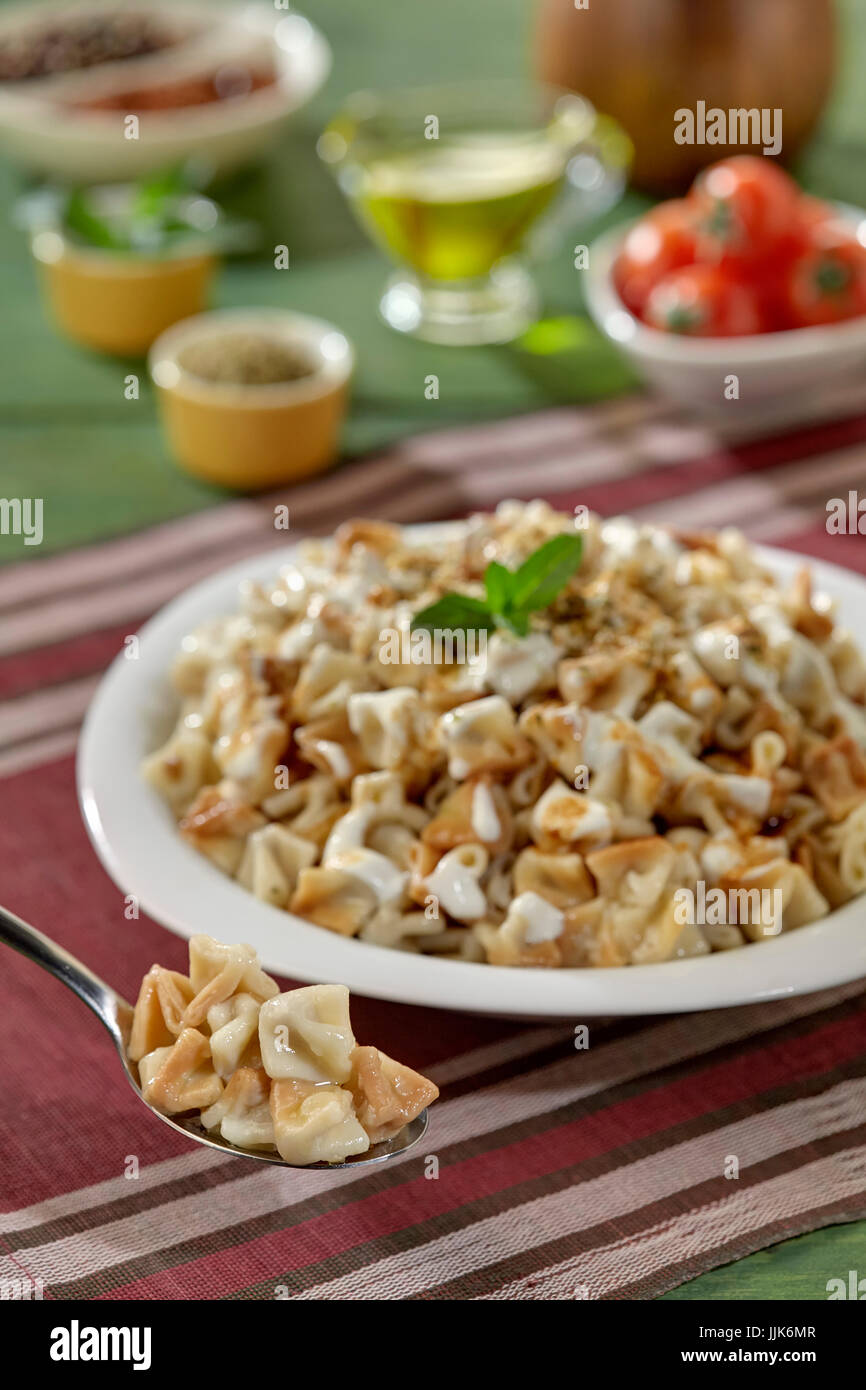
18, 162, 259, 258
411, 532, 583, 640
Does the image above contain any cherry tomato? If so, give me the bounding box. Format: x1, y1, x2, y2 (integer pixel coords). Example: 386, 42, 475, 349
797, 196, 836, 231
741, 198, 839, 330
781, 219, 866, 326
644, 264, 765, 337
691, 156, 801, 265
613, 200, 697, 316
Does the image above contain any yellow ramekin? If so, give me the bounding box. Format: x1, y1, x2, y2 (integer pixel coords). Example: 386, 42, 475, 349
148, 309, 354, 491
31, 229, 217, 357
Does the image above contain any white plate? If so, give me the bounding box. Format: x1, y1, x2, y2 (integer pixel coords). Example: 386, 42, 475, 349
78, 527, 866, 1019
0, 4, 331, 182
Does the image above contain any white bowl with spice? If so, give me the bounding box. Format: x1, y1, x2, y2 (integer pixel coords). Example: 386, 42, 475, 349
0, 2, 332, 182
148, 308, 355, 491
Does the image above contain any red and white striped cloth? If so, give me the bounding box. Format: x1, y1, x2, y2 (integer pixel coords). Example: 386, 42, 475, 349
1, 392, 866, 1299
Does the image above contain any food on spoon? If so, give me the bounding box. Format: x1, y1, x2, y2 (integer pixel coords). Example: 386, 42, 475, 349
128, 935, 438, 1165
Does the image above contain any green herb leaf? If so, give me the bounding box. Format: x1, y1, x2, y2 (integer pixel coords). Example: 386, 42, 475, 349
484, 560, 511, 616
410, 593, 498, 635
506, 532, 583, 613
131, 162, 190, 223
411, 530, 584, 645
63, 190, 126, 250
501, 609, 531, 637
56, 162, 257, 259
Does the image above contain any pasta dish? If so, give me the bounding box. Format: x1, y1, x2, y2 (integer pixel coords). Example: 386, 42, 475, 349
143, 501, 866, 968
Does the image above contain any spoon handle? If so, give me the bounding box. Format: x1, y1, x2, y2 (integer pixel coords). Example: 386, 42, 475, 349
0, 904, 128, 1045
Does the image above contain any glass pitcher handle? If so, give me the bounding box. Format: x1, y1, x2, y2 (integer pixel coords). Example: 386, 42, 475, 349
529, 111, 632, 260
568, 113, 633, 220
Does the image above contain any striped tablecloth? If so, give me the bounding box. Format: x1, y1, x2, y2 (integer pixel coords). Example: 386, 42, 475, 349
2, 392, 866, 1300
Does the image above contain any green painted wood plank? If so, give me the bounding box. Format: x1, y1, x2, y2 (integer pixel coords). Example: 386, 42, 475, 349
661, 1220, 866, 1301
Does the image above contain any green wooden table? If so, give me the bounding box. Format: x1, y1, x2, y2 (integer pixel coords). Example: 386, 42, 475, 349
0, 0, 864, 1297
4, 0, 866, 565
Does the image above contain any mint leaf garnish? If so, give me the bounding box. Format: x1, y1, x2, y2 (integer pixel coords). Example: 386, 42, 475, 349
484, 560, 511, 616
506, 533, 584, 613
64, 189, 125, 250
410, 593, 498, 635
411, 531, 583, 643
54, 162, 257, 258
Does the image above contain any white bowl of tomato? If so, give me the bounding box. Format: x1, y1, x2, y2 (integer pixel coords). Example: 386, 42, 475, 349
586, 156, 866, 418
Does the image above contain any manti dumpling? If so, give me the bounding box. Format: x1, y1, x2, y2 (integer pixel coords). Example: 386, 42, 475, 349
129, 934, 438, 1165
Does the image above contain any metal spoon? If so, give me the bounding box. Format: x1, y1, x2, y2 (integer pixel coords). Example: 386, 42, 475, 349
0, 905, 428, 1170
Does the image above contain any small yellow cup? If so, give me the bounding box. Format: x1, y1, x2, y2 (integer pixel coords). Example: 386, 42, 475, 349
148, 309, 354, 491
32, 229, 216, 357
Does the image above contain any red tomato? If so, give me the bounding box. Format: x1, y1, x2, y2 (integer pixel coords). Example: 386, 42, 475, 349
741, 198, 839, 330
797, 196, 836, 231
691, 156, 801, 264
613, 200, 697, 315
644, 264, 765, 337
782, 219, 866, 326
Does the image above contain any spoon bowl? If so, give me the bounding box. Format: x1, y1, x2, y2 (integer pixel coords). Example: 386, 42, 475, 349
0, 904, 428, 1170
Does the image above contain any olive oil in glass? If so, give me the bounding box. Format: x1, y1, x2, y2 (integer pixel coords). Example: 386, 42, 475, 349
320, 82, 624, 345
355, 134, 565, 282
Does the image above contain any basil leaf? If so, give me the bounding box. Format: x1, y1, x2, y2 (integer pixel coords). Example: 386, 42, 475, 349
507, 532, 583, 614
410, 594, 496, 635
